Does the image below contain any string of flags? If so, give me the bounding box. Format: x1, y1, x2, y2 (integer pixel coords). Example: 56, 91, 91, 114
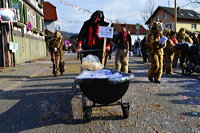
57, 20, 83, 23
55, 0, 114, 23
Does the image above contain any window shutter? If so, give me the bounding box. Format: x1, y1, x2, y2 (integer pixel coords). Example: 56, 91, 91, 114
8, 0, 12, 8
42, 18, 44, 32
19, 1, 24, 23
36, 14, 39, 30
23, 4, 28, 24
38, 16, 41, 31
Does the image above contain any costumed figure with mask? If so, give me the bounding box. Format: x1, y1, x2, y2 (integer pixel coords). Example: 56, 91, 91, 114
147, 21, 166, 83
76, 10, 111, 65
51, 29, 65, 77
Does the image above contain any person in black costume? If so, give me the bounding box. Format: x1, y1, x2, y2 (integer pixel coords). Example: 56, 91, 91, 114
76, 10, 111, 65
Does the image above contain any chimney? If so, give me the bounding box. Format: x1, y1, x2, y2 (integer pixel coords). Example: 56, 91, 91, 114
177, 7, 180, 13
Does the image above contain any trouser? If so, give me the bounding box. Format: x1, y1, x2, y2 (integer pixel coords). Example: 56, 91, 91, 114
163, 54, 174, 74
55, 51, 65, 74
115, 49, 129, 73
148, 53, 163, 81
172, 49, 180, 68
51, 52, 56, 74
141, 50, 149, 63
180, 50, 187, 68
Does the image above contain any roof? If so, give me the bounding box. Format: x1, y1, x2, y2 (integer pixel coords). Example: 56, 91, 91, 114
112, 23, 149, 34
43, 2, 58, 21
45, 29, 53, 34
146, 6, 200, 24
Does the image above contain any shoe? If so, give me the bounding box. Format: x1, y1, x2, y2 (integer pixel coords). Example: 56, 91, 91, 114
154, 80, 161, 84
60, 73, 63, 76
148, 77, 154, 82
166, 72, 172, 75
54, 73, 60, 77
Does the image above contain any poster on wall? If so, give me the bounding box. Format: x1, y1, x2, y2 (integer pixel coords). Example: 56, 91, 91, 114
9, 42, 19, 53
11, 0, 19, 9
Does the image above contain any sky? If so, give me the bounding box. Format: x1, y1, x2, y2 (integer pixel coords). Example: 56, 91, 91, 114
46, 0, 199, 33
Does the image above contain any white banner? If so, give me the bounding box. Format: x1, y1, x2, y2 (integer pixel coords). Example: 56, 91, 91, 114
98, 26, 114, 38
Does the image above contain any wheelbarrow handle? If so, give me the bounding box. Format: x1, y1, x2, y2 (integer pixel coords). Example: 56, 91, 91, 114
80, 49, 102, 53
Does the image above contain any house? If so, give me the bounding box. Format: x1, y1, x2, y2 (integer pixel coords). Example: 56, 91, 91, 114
145, 6, 200, 33
43, 1, 58, 45
0, 0, 46, 67
112, 23, 149, 45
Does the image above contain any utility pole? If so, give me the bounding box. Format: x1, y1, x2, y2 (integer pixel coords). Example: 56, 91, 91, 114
174, 0, 177, 32
0, 0, 6, 67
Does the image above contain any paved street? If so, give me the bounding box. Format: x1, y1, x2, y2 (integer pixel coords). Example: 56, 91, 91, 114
0, 53, 200, 133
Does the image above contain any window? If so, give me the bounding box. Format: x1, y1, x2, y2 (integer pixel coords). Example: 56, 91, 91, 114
163, 14, 167, 20
32, 12, 36, 28
191, 24, 196, 29
188, 13, 194, 17
156, 16, 160, 21
179, 12, 184, 16
165, 24, 172, 29
196, 14, 200, 18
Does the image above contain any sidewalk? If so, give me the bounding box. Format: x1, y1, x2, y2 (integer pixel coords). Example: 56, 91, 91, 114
0, 53, 81, 91
0, 56, 52, 91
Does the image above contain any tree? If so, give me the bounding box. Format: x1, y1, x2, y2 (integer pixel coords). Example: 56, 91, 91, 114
141, 0, 156, 29
189, 0, 200, 4
181, 0, 200, 7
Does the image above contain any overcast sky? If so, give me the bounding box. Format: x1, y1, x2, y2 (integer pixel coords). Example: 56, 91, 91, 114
46, 0, 199, 33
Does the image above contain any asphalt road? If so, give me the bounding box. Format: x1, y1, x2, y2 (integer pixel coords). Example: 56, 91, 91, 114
0, 53, 200, 133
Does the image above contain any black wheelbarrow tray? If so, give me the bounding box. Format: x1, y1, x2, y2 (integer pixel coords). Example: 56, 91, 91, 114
75, 68, 134, 122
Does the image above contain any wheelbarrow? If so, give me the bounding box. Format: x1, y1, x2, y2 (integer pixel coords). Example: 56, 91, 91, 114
78, 49, 108, 64
73, 68, 134, 122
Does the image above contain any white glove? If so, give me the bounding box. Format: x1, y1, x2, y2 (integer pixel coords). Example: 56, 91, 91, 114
54, 48, 57, 52
129, 52, 133, 57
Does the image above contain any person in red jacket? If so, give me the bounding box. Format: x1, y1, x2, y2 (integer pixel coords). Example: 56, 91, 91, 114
76, 10, 111, 65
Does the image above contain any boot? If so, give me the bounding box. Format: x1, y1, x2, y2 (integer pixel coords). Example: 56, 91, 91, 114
154, 80, 161, 84
60, 72, 63, 76
54, 73, 60, 77
52, 64, 55, 74
148, 77, 154, 82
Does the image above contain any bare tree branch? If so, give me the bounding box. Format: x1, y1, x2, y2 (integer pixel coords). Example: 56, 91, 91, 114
182, 0, 200, 7
141, 0, 156, 29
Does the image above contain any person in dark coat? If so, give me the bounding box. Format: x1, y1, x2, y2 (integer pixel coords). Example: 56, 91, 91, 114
140, 36, 149, 63
76, 10, 111, 65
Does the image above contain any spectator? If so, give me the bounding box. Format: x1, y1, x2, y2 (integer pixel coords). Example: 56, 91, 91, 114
140, 36, 149, 63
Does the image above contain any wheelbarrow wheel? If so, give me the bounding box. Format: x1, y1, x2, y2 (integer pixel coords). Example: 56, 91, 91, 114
121, 103, 130, 119
122, 107, 129, 118
182, 68, 191, 76
84, 108, 92, 122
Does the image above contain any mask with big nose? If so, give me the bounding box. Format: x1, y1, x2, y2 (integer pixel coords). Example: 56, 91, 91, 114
91, 10, 104, 23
